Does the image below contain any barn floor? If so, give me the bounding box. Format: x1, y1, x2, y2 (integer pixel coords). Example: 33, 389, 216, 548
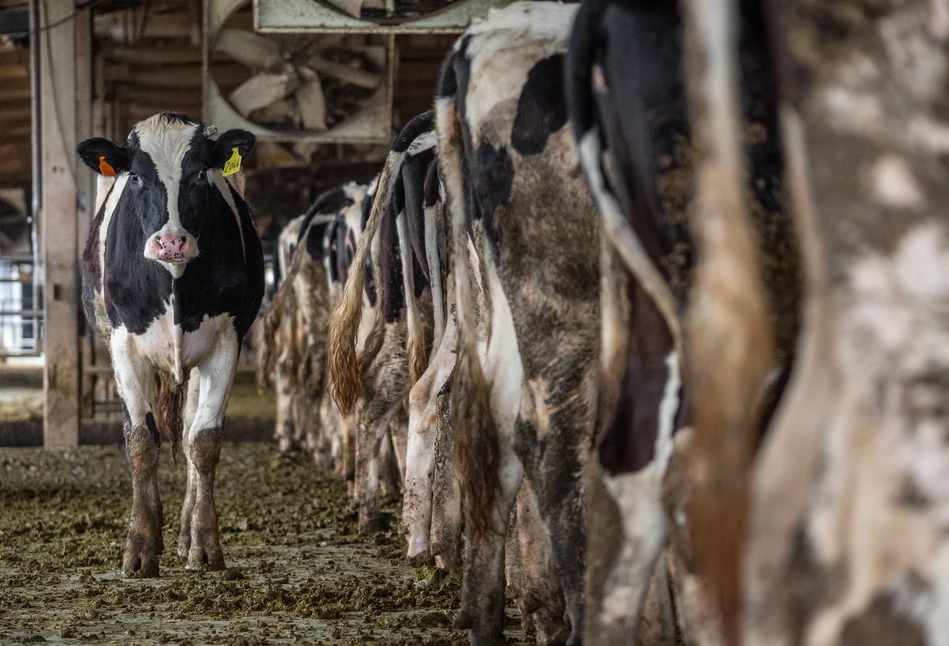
0, 442, 529, 645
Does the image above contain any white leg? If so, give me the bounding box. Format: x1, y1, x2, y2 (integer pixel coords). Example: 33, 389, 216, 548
403, 314, 457, 559
111, 329, 162, 577
177, 367, 201, 556
185, 326, 239, 570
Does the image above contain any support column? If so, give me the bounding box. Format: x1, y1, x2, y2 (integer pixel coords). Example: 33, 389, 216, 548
40, 0, 80, 448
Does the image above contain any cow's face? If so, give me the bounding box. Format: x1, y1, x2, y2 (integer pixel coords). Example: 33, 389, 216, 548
78, 112, 255, 278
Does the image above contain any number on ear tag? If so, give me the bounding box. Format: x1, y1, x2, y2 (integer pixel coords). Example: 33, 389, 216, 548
98, 156, 116, 177
222, 147, 242, 177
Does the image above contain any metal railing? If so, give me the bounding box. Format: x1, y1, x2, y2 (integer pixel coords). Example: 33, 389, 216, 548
0, 255, 42, 359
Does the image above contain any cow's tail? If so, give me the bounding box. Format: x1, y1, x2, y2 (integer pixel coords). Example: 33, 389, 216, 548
424, 160, 447, 351
329, 152, 401, 414
258, 247, 303, 393
682, 1, 775, 642
154, 371, 184, 461
436, 52, 500, 543
399, 217, 428, 385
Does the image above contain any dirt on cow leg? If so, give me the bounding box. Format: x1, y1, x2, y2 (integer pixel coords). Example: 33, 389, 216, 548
123, 424, 162, 578
430, 386, 463, 570
0, 442, 530, 645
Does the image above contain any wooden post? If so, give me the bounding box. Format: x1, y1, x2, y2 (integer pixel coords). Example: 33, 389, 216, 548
75, 6, 95, 420
40, 0, 81, 447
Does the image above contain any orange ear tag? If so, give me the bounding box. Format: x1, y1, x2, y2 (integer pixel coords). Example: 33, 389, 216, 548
98, 155, 116, 177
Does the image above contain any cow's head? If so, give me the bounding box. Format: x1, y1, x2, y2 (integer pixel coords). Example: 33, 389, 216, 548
77, 112, 255, 278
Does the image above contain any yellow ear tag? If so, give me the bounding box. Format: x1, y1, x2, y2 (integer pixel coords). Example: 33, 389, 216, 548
98, 155, 116, 177
222, 147, 242, 177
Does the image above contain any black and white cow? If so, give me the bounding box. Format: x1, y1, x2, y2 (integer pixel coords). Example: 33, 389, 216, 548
435, 4, 601, 643
78, 112, 264, 576
328, 112, 438, 533
566, 0, 801, 642
261, 184, 362, 457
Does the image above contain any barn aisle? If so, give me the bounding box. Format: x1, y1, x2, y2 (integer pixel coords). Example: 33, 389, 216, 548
0, 443, 528, 645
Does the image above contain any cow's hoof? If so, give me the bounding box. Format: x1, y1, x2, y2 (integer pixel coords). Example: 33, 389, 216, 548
186, 549, 226, 571
453, 609, 473, 630
122, 535, 160, 578
407, 550, 434, 567
358, 512, 388, 535
186, 546, 225, 571
186, 536, 225, 571
176, 532, 191, 558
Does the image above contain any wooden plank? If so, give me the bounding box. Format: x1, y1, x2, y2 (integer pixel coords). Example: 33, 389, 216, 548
106, 62, 246, 88
0, 63, 29, 80
0, 88, 32, 102
102, 44, 201, 65
113, 84, 202, 108
0, 106, 31, 121
0, 48, 30, 66
41, 0, 80, 448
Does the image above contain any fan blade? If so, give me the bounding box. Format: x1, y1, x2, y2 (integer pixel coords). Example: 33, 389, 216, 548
215, 28, 283, 72
296, 76, 328, 131
229, 70, 299, 117
304, 56, 381, 90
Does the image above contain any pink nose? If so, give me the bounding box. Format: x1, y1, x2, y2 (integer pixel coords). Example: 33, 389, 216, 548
152, 234, 192, 262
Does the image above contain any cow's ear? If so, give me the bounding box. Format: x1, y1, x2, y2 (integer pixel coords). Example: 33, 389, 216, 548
210, 129, 256, 169
77, 138, 129, 177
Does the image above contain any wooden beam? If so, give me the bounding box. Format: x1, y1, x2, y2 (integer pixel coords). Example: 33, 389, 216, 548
40, 0, 80, 448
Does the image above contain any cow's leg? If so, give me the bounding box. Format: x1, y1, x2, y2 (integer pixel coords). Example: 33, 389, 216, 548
275, 363, 294, 452
511, 478, 570, 645
403, 315, 457, 561
185, 333, 239, 571
637, 557, 677, 646
389, 403, 409, 482
403, 384, 439, 560
431, 378, 463, 569
583, 461, 672, 644
112, 334, 162, 577
354, 398, 398, 532
343, 412, 357, 497
458, 265, 525, 646
378, 424, 402, 497
516, 361, 596, 646
458, 442, 523, 646
177, 368, 201, 556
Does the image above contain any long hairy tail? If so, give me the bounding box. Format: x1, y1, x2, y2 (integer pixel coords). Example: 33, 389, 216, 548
154, 371, 184, 461
329, 152, 403, 414
436, 69, 500, 543
398, 210, 428, 385
259, 246, 304, 393
682, 1, 775, 642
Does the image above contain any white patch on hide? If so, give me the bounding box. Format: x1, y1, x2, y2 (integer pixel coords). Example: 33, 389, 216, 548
868, 155, 925, 209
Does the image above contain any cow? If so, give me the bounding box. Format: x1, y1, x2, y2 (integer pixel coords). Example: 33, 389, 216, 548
434, 4, 602, 643
260, 184, 363, 459
733, 2, 949, 645
268, 213, 307, 452
328, 112, 439, 533
77, 112, 264, 576
564, 0, 806, 641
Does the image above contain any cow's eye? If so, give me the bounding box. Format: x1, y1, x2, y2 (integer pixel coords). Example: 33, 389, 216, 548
129, 173, 142, 186
197, 169, 207, 181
